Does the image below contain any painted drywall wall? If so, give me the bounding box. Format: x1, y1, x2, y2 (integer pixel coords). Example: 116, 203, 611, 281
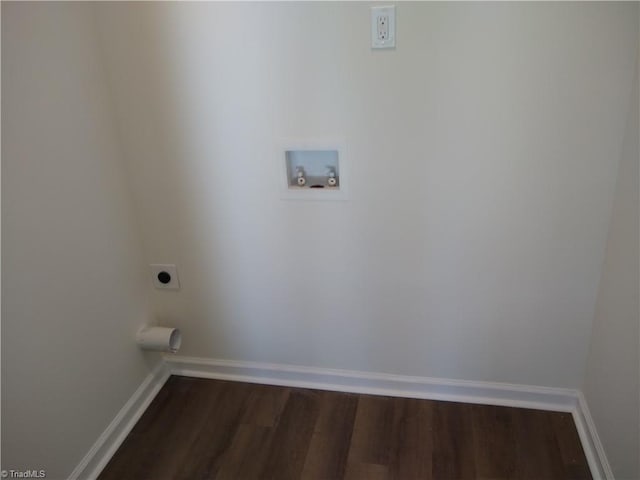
583, 62, 639, 479
96, 2, 638, 388
2, 3, 157, 478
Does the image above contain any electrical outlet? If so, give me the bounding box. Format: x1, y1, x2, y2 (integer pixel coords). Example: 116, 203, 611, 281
371, 6, 395, 49
378, 14, 389, 41
150, 264, 180, 290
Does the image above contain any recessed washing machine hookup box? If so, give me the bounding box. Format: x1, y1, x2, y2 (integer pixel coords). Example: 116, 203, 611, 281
280, 143, 349, 201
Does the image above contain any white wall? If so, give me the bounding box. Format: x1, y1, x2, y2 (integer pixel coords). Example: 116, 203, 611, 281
2, 3, 157, 478
95, 2, 639, 389
2, 2, 637, 476
583, 62, 639, 479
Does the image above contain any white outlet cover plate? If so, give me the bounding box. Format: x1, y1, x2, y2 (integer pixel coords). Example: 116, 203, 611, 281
150, 264, 180, 290
371, 5, 396, 49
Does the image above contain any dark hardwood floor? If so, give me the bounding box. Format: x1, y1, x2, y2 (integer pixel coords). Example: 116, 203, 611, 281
99, 376, 592, 480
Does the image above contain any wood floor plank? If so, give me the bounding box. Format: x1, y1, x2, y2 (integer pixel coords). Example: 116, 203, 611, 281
346, 394, 396, 468
343, 394, 397, 480
550, 412, 593, 480
240, 383, 290, 427
213, 424, 275, 480
99, 376, 593, 480
514, 408, 568, 480
432, 401, 477, 480
258, 389, 321, 480
99, 377, 225, 480
344, 461, 389, 480
171, 381, 253, 479
471, 404, 517, 480
387, 397, 434, 480
300, 391, 358, 479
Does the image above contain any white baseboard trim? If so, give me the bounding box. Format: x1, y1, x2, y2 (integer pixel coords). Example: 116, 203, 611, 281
68, 361, 170, 480
70, 355, 613, 480
164, 355, 579, 412
572, 392, 614, 480
165, 356, 617, 479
